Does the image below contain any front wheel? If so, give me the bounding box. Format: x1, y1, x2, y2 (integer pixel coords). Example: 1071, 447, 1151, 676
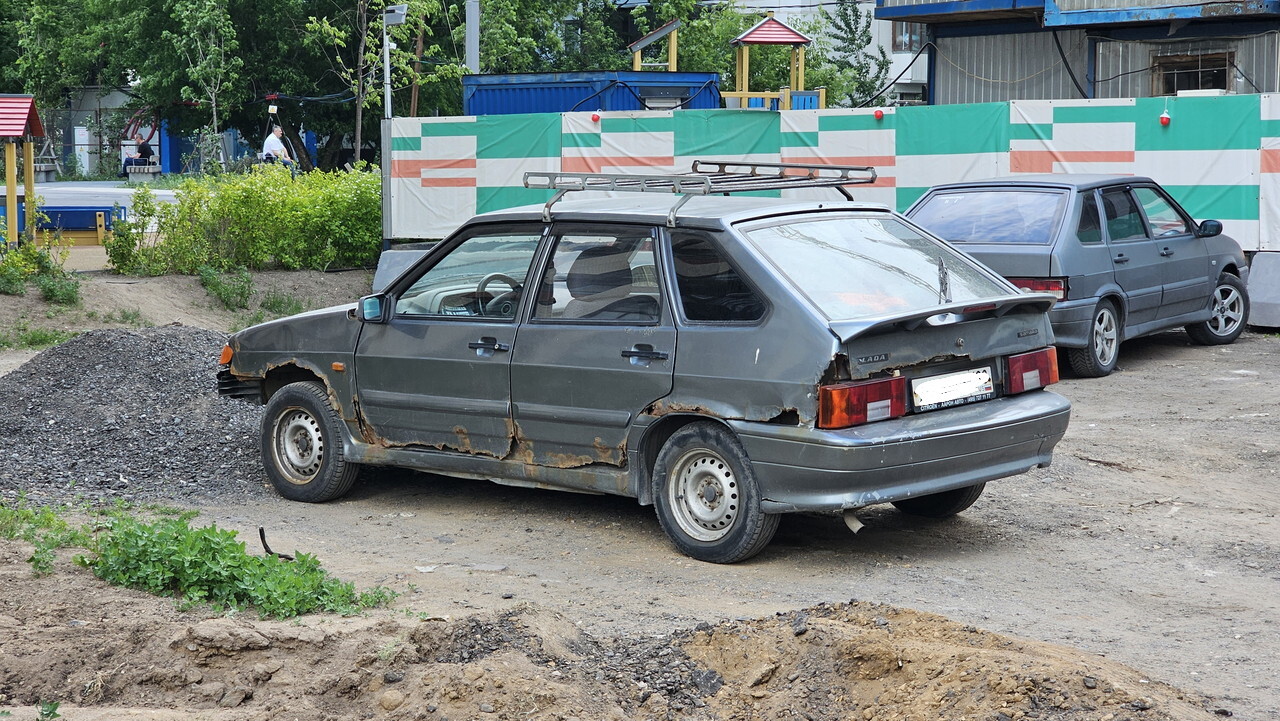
892, 483, 985, 518
652, 422, 779, 564
261, 381, 360, 502
1067, 300, 1120, 378
1186, 274, 1249, 345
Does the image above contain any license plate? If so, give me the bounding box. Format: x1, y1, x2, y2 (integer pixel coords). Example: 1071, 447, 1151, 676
912, 367, 995, 412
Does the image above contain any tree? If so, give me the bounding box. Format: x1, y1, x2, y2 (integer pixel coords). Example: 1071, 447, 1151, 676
815, 0, 891, 107
164, 0, 244, 168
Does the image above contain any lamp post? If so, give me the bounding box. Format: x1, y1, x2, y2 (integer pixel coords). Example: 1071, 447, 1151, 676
383, 4, 408, 119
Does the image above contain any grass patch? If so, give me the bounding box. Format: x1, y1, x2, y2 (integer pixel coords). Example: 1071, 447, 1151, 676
198, 266, 254, 310
260, 290, 306, 317
0, 324, 78, 350
0, 500, 394, 618
35, 274, 81, 306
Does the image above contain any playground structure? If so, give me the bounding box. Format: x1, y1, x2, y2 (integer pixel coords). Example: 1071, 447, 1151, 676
0, 94, 45, 245
722, 12, 826, 111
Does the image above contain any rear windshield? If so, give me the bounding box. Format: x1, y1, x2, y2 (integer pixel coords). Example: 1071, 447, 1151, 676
909, 189, 1065, 245
740, 214, 1012, 320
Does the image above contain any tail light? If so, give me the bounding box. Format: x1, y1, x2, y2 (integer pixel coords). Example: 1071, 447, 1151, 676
818, 376, 907, 429
1008, 277, 1066, 300
1006, 347, 1059, 394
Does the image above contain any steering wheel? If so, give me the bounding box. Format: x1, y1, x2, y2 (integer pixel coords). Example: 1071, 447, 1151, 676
476, 272, 522, 317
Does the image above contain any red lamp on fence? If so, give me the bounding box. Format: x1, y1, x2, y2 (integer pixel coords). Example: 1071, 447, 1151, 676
1159, 110, 1171, 127
873, 109, 884, 121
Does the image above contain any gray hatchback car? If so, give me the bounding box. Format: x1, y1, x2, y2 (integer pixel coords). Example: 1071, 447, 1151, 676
218, 163, 1071, 563
907, 175, 1251, 377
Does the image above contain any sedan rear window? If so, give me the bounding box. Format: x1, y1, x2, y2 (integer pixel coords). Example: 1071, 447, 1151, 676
910, 190, 1064, 245
741, 214, 1011, 320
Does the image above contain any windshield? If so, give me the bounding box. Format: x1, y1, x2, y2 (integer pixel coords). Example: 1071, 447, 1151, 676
740, 214, 1012, 320
909, 189, 1065, 244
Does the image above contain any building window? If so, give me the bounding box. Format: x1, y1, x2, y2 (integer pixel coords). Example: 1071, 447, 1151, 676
892, 22, 925, 53
1152, 52, 1231, 95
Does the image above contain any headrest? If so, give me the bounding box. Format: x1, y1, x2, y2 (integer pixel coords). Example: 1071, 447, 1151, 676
567, 246, 633, 299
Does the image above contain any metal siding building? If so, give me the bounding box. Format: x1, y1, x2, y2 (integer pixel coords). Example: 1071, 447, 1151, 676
934, 30, 1090, 104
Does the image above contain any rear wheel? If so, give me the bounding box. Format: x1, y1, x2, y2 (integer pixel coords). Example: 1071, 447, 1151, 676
1068, 300, 1120, 377
261, 381, 360, 502
892, 483, 986, 518
1186, 274, 1248, 346
652, 422, 779, 564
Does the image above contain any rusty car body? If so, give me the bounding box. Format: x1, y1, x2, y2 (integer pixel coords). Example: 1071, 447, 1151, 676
218, 163, 1071, 563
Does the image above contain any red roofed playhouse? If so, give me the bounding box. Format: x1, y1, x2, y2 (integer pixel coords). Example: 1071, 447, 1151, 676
724, 12, 825, 110
0, 94, 46, 246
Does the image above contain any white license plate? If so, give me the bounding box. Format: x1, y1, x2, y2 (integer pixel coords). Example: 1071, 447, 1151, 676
912, 367, 995, 412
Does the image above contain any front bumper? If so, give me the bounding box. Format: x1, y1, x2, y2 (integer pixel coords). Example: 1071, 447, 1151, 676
731, 390, 1071, 513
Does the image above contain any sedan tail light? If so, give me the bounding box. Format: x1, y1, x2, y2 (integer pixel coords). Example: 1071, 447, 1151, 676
818, 376, 907, 429
1006, 348, 1059, 394
1007, 277, 1066, 300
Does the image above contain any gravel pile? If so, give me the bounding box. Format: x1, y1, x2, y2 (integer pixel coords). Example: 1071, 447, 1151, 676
0, 326, 271, 506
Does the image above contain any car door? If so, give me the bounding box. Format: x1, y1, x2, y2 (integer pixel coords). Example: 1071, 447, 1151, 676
1132, 185, 1212, 320
1100, 186, 1163, 328
354, 224, 544, 458
509, 224, 676, 467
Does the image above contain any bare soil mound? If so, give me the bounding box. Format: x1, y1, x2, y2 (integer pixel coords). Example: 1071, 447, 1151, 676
0, 542, 1220, 721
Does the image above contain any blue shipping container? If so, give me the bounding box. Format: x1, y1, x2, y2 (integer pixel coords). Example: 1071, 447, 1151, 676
463, 71, 720, 116
0, 204, 126, 230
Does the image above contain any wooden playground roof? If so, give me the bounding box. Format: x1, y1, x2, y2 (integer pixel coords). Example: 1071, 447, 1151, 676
0, 95, 45, 138
732, 16, 811, 46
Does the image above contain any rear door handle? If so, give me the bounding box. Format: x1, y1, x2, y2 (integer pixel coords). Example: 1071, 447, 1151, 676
468, 337, 511, 355
1159, 247, 1174, 257
1113, 254, 1130, 264
621, 344, 669, 363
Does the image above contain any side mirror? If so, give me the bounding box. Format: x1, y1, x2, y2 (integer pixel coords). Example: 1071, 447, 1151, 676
359, 294, 387, 323
1196, 219, 1223, 238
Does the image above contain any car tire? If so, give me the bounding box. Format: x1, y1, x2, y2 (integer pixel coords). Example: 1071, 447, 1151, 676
892, 483, 985, 518
652, 422, 779, 564
1185, 274, 1249, 346
1067, 300, 1120, 378
261, 381, 360, 502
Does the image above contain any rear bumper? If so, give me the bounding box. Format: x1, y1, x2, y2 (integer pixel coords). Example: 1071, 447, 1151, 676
1045, 298, 1098, 349
730, 390, 1071, 513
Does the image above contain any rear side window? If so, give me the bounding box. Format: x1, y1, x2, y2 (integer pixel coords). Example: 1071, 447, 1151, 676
1101, 189, 1148, 242
671, 232, 765, 322
909, 189, 1064, 244
1077, 192, 1103, 244
741, 214, 1011, 320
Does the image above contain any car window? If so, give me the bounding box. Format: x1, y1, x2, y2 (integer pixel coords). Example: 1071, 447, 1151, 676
533, 230, 661, 323
1134, 187, 1191, 237
671, 231, 765, 322
1100, 188, 1149, 242
1077, 192, 1103, 244
741, 214, 1011, 320
394, 231, 541, 318
909, 189, 1063, 244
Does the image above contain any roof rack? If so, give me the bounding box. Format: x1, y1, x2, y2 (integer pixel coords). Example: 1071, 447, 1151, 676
523, 160, 877, 225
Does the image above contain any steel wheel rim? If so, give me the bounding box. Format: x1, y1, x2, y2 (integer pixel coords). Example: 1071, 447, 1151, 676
1207, 284, 1244, 336
668, 449, 739, 543
273, 408, 324, 484
1092, 308, 1118, 367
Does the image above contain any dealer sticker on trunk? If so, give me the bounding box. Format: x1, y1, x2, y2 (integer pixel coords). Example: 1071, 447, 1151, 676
912, 367, 995, 412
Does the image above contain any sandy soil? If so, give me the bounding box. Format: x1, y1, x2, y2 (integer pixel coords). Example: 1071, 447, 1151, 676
0, 269, 1276, 720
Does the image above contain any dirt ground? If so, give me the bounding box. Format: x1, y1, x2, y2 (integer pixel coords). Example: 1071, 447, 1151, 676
1, 268, 1276, 720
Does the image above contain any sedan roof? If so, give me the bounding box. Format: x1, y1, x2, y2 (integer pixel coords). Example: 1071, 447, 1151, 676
472, 195, 893, 227
926, 174, 1157, 192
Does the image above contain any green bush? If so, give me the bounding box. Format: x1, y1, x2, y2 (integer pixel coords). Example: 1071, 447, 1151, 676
260, 290, 305, 317
87, 514, 391, 618
0, 265, 25, 295
105, 165, 382, 275
35, 274, 81, 305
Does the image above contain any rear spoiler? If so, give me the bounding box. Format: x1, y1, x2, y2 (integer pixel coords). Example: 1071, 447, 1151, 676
828, 293, 1057, 344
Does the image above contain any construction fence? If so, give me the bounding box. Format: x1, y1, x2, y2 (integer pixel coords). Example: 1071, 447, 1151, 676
385, 94, 1280, 252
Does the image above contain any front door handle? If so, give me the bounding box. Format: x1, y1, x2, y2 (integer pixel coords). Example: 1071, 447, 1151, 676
1159, 247, 1174, 257
468, 337, 511, 356
1113, 254, 1130, 264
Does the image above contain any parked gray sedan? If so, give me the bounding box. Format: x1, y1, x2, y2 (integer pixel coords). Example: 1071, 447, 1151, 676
218, 164, 1071, 563
907, 175, 1250, 377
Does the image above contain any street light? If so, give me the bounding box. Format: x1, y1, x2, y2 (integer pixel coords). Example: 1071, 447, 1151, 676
383, 4, 408, 119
